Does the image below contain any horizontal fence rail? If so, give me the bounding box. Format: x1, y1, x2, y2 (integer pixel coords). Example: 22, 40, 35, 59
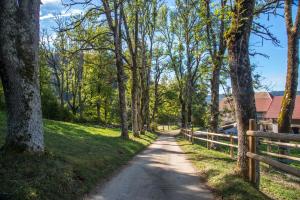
247, 152, 300, 177
181, 119, 300, 188
246, 119, 300, 187
260, 140, 300, 149
247, 130, 300, 141
181, 129, 237, 158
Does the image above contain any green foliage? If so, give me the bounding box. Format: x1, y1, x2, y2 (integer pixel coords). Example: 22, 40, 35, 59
41, 86, 73, 121
0, 112, 157, 199
0, 82, 5, 111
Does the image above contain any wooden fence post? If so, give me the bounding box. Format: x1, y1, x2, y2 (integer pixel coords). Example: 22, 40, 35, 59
191, 127, 194, 144
230, 134, 234, 159
267, 138, 271, 168
206, 131, 209, 149
248, 119, 260, 188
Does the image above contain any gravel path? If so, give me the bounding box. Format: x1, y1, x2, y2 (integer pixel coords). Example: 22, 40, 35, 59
86, 134, 214, 200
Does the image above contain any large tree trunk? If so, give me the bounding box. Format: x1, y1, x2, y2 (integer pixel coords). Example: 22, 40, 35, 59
78, 51, 84, 121
209, 62, 220, 149
96, 99, 101, 124
210, 63, 220, 133
103, 0, 128, 138
180, 92, 187, 128
0, 0, 44, 152
131, 61, 140, 136
122, 2, 140, 137
226, 0, 258, 180
278, 0, 300, 134
277, 0, 300, 158
144, 66, 151, 130
151, 59, 162, 124
140, 34, 148, 133
116, 6, 129, 138
60, 71, 65, 109
186, 71, 193, 126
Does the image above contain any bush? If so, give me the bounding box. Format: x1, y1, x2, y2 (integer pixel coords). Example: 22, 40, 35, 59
150, 122, 158, 131
41, 88, 74, 121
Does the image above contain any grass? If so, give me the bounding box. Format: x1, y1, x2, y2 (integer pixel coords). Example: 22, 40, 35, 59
189, 134, 300, 169
0, 112, 157, 200
177, 135, 300, 200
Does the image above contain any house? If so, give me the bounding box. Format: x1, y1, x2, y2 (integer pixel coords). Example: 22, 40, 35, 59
264, 96, 300, 133
219, 92, 300, 134
254, 92, 273, 120
219, 92, 273, 124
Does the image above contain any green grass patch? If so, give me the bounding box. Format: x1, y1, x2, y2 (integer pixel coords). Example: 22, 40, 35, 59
0, 112, 157, 200
177, 136, 300, 200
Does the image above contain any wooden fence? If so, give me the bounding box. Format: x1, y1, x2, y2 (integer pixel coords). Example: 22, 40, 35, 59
246, 119, 300, 186
181, 119, 300, 187
181, 128, 238, 158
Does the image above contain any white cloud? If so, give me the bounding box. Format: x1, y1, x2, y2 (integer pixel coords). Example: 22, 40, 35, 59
61, 8, 82, 16
42, 0, 61, 4
40, 13, 55, 20
40, 9, 82, 20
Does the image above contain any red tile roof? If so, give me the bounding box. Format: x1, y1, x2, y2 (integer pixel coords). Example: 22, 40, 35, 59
219, 92, 272, 112
219, 97, 234, 111
255, 92, 273, 112
265, 96, 300, 120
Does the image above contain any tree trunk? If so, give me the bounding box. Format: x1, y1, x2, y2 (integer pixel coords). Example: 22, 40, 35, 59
102, 0, 128, 138
96, 99, 101, 124
120, 0, 140, 137
278, 0, 300, 158
226, 0, 257, 179
60, 71, 65, 109
180, 92, 187, 128
104, 97, 108, 124
209, 62, 221, 149
210, 63, 220, 133
278, 0, 300, 133
144, 66, 151, 130
151, 61, 161, 124
140, 34, 147, 134
0, 0, 44, 152
131, 61, 140, 136
115, 10, 129, 138
78, 51, 84, 121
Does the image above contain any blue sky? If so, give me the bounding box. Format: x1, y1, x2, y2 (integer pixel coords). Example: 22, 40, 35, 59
40, 0, 300, 91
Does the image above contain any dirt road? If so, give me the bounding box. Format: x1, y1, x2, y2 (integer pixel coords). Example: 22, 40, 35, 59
87, 134, 213, 200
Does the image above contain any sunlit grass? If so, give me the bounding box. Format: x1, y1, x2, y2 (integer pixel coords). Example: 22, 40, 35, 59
0, 112, 157, 200
177, 135, 300, 200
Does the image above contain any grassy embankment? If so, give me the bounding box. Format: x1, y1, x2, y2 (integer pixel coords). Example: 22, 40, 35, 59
177, 135, 300, 200
0, 112, 157, 200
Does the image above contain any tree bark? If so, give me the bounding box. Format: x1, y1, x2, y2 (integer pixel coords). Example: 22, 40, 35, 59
277, 0, 300, 159
180, 92, 187, 128
131, 60, 140, 136
121, 1, 140, 137
205, 0, 227, 149
78, 51, 84, 121
96, 99, 101, 124
0, 0, 44, 152
151, 57, 162, 124
102, 0, 128, 138
278, 0, 300, 134
210, 63, 220, 133
225, 0, 257, 178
